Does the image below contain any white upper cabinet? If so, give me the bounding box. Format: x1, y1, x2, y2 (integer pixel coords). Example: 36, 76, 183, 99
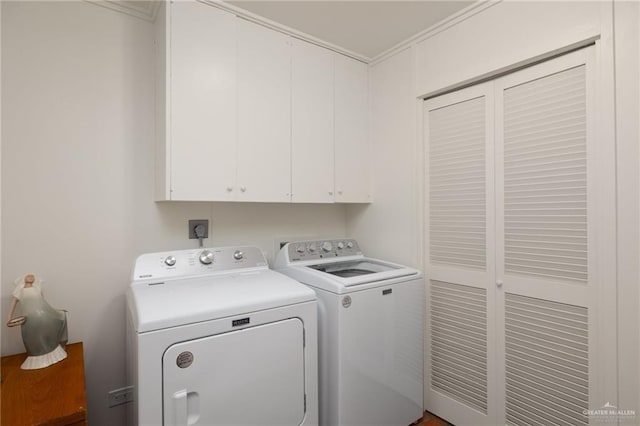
237, 19, 292, 202
157, 1, 236, 201
291, 39, 335, 203
156, 1, 370, 203
334, 54, 370, 203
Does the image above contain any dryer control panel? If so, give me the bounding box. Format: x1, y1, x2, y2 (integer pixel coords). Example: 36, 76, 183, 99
287, 239, 362, 262
132, 246, 268, 281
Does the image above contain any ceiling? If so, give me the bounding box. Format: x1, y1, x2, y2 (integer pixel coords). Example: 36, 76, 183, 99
228, 1, 474, 59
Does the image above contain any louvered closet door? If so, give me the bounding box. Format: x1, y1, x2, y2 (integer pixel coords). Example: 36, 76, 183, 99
495, 46, 614, 426
423, 83, 497, 426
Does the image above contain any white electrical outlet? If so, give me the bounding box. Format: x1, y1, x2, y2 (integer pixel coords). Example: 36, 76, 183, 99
108, 386, 133, 407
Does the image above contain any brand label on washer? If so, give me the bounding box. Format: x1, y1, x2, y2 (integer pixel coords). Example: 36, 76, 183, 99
176, 351, 194, 368
342, 296, 352, 308
232, 317, 250, 327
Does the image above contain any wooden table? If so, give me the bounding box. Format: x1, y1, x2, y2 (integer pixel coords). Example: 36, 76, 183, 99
1, 342, 87, 426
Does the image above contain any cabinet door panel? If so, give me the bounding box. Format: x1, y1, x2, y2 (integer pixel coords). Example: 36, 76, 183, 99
494, 47, 613, 425
237, 19, 291, 202
170, 2, 236, 201
423, 83, 497, 426
291, 39, 334, 203
335, 55, 370, 202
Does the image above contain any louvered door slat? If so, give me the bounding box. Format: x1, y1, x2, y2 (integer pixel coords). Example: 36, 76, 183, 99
506, 360, 588, 398
430, 280, 488, 414
432, 348, 487, 373
503, 65, 587, 284
429, 96, 487, 270
505, 295, 589, 426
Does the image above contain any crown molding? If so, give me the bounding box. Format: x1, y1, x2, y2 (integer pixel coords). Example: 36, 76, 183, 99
202, 0, 371, 63
84, 0, 161, 22
84, 0, 497, 66
370, 0, 499, 66
84, 0, 370, 62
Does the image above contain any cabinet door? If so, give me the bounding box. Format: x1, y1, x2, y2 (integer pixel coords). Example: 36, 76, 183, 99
291, 39, 334, 203
423, 83, 497, 426
237, 19, 291, 202
495, 47, 615, 426
170, 1, 236, 201
334, 55, 370, 203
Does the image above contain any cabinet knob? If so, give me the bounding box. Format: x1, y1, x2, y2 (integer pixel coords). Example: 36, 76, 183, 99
226, 187, 233, 192
338, 190, 343, 195
240, 187, 246, 193
328, 191, 333, 196
496, 280, 503, 288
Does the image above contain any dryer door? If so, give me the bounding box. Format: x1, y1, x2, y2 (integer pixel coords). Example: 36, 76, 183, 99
163, 318, 306, 426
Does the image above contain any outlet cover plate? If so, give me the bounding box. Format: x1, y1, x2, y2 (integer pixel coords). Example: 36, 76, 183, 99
189, 219, 209, 239
108, 386, 133, 407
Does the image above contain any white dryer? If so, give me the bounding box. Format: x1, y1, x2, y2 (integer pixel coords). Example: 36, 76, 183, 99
126, 246, 318, 426
275, 239, 424, 426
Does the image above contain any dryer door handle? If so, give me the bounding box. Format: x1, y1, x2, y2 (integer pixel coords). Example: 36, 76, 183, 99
173, 389, 188, 426
172, 389, 200, 426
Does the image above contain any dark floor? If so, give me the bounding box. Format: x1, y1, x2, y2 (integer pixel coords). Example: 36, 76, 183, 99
413, 411, 454, 426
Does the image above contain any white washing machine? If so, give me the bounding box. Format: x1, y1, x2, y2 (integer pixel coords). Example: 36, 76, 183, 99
275, 239, 424, 426
126, 246, 318, 426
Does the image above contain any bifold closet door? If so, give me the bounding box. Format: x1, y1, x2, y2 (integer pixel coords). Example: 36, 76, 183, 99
495, 46, 615, 426
423, 83, 497, 426
424, 45, 616, 426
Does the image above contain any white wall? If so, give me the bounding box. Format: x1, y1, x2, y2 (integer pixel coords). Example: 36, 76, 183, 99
346, 47, 419, 268
414, 1, 602, 97
612, 0, 640, 415
1, 2, 346, 425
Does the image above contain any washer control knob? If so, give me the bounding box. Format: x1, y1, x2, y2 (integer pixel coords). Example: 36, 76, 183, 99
337, 241, 345, 250
164, 255, 176, 266
296, 244, 306, 254
233, 250, 244, 260
321, 241, 333, 252
307, 244, 317, 253
199, 250, 214, 265
346, 241, 354, 249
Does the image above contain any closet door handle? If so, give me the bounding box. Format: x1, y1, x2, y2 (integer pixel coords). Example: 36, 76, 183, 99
496, 280, 503, 288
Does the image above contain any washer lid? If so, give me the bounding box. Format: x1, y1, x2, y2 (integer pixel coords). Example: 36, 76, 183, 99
308, 259, 413, 279
305, 258, 418, 287
276, 257, 421, 293
127, 269, 316, 333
